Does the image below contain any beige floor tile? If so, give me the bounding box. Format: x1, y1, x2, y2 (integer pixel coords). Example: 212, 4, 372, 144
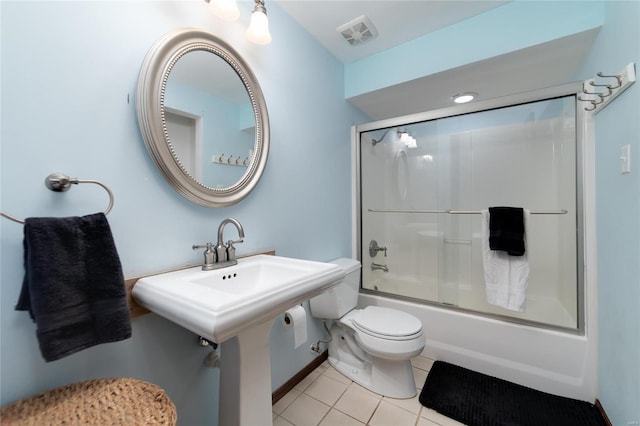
411, 356, 434, 372
304, 375, 349, 406
295, 370, 321, 392
368, 400, 419, 426
281, 394, 331, 426
321, 366, 353, 385
349, 381, 383, 399
416, 416, 441, 426
333, 383, 382, 423
274, 388, 302, 415
281, 354, 457, 426
318, 409, 366, 426
316, 360, 330, 372
274, 416, 296, 426
413, 367, 428, 390
383, 393, 422, 415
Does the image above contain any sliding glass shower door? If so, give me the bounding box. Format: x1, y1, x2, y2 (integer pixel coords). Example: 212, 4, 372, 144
359, 95, 580, 331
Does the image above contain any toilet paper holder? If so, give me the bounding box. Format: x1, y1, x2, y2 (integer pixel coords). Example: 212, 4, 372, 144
283, 303, 303, 325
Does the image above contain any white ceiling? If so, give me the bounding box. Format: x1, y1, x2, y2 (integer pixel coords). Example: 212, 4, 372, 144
275, 0, 599, 120
276, 1, 510, 64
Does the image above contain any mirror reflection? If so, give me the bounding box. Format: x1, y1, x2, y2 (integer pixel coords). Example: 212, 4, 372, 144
164, 50, 255, 189
137, 28, 269, 207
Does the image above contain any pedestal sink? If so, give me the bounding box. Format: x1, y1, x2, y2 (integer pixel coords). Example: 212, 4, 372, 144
132, 254, 345, 425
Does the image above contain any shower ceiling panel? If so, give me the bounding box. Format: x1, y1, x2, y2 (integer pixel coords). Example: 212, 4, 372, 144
347, 29, 600, 119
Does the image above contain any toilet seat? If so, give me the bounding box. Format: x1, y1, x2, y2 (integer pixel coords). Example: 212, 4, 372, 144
351, 306, 423, 341
339, 306, 425, 361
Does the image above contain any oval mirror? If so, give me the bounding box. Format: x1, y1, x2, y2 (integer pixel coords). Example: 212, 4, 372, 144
136, 28, 269, 207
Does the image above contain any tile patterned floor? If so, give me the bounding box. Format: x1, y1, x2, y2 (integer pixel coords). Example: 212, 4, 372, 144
272, 356, 464, 426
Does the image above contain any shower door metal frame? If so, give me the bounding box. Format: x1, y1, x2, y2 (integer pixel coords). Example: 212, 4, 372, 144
353, 81, 587, 335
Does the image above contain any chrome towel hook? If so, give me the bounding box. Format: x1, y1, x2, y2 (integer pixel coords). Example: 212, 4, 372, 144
578, 62, 636, 114
0, 173, 115, 224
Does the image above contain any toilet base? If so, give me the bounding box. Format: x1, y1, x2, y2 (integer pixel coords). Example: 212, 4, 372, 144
328, 355, 417, 399
327, 323, 418, 399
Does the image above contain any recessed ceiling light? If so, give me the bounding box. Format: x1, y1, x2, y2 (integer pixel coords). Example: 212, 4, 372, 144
452, 92, 478, 104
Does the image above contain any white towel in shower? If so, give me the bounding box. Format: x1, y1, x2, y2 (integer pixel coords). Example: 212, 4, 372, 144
480, 209, 530, 312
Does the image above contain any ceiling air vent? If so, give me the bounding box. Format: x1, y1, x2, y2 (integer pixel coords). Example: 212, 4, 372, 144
337, 15, 378, 46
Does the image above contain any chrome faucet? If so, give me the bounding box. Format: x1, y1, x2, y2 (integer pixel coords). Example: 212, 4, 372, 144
215, 217, 245, 263
193, 218, 245, 270
371, 262, 389, 272
192, 242, 216, 270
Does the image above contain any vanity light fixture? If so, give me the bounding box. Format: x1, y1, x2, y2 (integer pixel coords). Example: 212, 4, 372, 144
246, 0, 272, 45
452, 92, 478, 104
205, 0, 271, 45
208, 0, 240, 21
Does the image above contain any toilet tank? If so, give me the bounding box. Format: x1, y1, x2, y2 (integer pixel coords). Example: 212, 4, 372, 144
309, 258, 361, 319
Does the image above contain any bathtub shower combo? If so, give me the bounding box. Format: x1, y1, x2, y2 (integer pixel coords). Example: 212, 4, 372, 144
353, 84, 597, 401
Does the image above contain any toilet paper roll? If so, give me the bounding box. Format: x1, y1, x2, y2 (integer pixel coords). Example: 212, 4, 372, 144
281, 305, 307, 349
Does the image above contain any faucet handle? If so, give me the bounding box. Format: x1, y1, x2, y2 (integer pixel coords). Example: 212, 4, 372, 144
226, 239, 243, 262
193, 243, 216, 270
369, 240, 388, 258
193, 242, 214, 250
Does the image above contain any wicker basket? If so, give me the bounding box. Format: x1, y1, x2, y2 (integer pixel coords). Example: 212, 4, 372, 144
0, 378, 177, 425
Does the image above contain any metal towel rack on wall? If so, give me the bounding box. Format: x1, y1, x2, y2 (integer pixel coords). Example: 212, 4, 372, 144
0, 173, 115, 224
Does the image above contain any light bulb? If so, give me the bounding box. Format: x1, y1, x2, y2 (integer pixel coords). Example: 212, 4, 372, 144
452, 92, 477, 104
209, 0, 240, 21
399, 132, 417, 148
246, 8, 272, 45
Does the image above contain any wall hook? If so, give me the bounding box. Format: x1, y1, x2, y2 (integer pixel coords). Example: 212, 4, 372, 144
578, 62, 635, 114
588, 81, 613, 97
596, 72, 622, 88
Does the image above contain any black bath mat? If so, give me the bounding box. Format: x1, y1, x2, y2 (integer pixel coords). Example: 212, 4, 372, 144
419, 361, 606, 426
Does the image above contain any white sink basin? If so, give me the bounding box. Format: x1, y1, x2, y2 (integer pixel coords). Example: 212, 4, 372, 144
132, 254, 345, 343
133, 254, 345, 425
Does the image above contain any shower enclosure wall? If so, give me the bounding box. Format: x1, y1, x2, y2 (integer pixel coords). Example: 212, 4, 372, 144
354, 83, 596, 400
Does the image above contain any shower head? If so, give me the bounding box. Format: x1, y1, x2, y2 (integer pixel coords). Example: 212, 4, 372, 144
371, 129, 416, 148
371, 128, 394, 146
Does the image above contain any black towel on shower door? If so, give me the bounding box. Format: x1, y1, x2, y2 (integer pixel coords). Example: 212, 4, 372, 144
16, 213, 132, 362
488, 207, 525, 256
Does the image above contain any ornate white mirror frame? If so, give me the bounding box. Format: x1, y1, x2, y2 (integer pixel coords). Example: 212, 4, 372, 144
136, 28, 269, 207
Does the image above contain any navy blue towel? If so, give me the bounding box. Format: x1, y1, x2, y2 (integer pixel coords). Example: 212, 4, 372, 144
488, 207, 525, 256
16, 213, 131, 362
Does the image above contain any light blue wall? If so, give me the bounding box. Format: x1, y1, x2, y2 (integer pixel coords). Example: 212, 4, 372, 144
3, 0, 638, 424
0, 1, 364, 424
578, 1, 640, 425
344, 0, 604, 99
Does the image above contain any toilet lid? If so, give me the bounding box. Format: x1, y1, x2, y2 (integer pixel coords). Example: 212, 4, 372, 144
351, 306, 422, 339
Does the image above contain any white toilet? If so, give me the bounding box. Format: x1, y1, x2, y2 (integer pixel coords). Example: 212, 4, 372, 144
310, 258, 425, 398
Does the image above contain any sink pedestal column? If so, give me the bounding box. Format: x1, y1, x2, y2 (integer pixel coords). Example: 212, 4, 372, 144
219, 320, 275, 426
